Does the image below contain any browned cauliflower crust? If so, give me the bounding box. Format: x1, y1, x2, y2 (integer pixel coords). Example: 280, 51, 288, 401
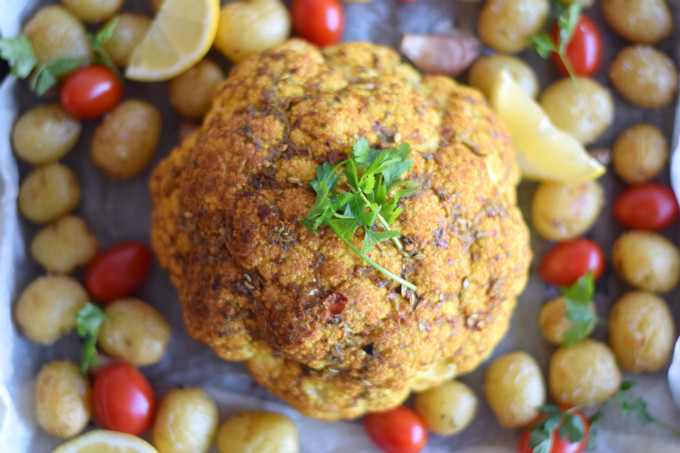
150, 40, 530, 420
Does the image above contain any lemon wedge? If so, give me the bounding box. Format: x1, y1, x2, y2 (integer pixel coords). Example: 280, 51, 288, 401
51, 430, 159, 453
490, 71, 605, 182
126, 0, 220, 81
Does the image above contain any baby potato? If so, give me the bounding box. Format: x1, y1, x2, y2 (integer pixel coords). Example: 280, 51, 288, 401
414, 380, 478, 435
102, 13, 152, 68
31, 216, 99, 274
540, 77, 614, 145
612, 124, 668, 184
91, 100, 161, 179
61, 0, 123, 22
468, 55, 539, 99
549, 339, 621, 406
609, 46, 678, 109
217, 411, 299, 453
609, 291, 676, 373
23, 5, 90, 66
153, 388, 219, 453
15, 275, 89, 343
602, 0, 672, 45
99, 298, 171, 366
539, 296, 596, 345
35, 361, 92, 438
484, 351, 545, 428
612, 231, 680, 293
18, 163, 80, 223
169, 59, 225, 119
12, 104, 81, 165
477, 0, 549, 54
214, 0, 291, 63
532, 180, 603, 241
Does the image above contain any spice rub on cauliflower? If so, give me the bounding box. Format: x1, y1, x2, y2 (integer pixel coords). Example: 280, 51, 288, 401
150, 39, 530, 420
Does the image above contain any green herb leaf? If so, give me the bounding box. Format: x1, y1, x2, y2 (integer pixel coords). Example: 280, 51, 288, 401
560, 272, 599, 347
0, 34, 37, 78
303, 139, 420, 290
76, 302, 108, 376
587, 411, 602, 451
87, 18, 122, 79
94, 18, 119, 46
30, 58, 84, 96
558, 3, 583, 53
528, 33, 556, 58
528, 3, 581, 82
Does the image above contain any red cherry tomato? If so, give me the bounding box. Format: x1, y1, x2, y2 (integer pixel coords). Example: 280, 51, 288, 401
538, 239, 605, 286
60, 65, 123, 119
291, 0, 344, 47
93, 363, 156, 435
364, 406, 427, 453
550, 14, 602, 76
519, 411, 589, 453
613, 183, 679, 231
85, 241, 153, 303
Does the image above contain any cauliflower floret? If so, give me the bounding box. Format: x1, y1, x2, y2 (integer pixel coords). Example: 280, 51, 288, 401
150, 40, 530, 420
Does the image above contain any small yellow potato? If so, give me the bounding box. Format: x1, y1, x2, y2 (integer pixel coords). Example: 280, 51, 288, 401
612, 231, 680, 293
477, 0, 549, 54
153, 388, 219, 453
35, 361, 92, 438
30, 216, 99, 274
484, 351, 545, 428
612, 124, 668, 184
214, 0, 291, 63
539, 296, 596, 345
18, 163, 80, 224
15, 275, 89, 344
61, 0, 124, 22
91, 100, 162, 179
169, 59, 225, 119
549, 339, 621, 406
609, 46, 678, 109
540, 78, 614, 145
468, 55, 539, 99
23, 5, 90, 66
216, 411, 299, 453
609, 291, 676, 373
12, 104, 81, 165
531, 180, 603, 241
99, 298, 171, 366
414, 380, 478, 436
602, 0, 672, 45
102, 13, 152, 68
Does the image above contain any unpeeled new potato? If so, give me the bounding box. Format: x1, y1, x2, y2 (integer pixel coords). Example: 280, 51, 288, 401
31, 216, 99, 274
609, 291, 676, 373
477, 0, 549, 53
23, 5, 91, 66
61, 0, 124, 23
484, 352, 545, 428
216, 411, 299, 453
612, 231, 680, 293
18, 163, 81, 223
414, 380, 478, 436
468, 55, 539, 99
612, 124, 668, 184
102, 13, 152, 68
602, 0, 672, 45
153, 388, 219, 453
549, 339, 621, 406
214, 0, 291, 63
12, 104, 81, 165
169, 59, 225, 119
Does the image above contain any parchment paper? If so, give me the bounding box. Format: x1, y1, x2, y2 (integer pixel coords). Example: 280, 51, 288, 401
2, 1, 680, 452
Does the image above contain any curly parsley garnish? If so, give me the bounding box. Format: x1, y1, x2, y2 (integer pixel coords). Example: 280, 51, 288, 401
0, 19, 120, 96
561, 272, 605, 347
529, 405, 588, 453
529, 3, 582, 82
302, 138, 419, 291
76, 302, 108, 376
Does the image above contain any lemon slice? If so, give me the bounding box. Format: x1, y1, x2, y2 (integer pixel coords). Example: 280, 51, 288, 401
126, 0, 220, 81
51, 430, 159, 453
490, 71, 605, 182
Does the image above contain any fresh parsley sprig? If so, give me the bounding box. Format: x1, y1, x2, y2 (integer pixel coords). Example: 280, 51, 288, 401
302, 138, 419, 291
76, 302, 108, 376
613, 382, 680, 438
0, 19, 120, 96
561, 272, 606, 347
529, 3, 582, 82
528, 405, 588, 453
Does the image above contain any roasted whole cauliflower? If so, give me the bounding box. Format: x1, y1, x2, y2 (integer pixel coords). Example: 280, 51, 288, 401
150, 39, 530, 420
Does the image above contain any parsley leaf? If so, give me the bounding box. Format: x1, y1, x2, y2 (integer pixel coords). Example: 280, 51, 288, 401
87, 18, 122, 79
303, 139, 419, 290
30, 58, 83, 96
529, 405, 589, 453
560, 272, 603, 347
0, 34, 36, 78
76, 302, 108, 376
612, 382, 680, 438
